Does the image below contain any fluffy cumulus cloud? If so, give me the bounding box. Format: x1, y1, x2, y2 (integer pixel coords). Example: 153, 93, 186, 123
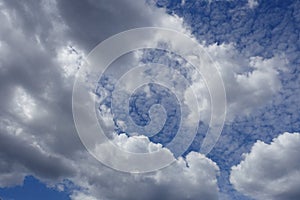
203, 43, 287, 120
230, 132, 300, 200
70, 146, 220, 200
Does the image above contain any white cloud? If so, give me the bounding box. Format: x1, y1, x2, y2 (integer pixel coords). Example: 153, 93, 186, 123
70, 150, 220, 200
70, 192, 98, 200
56, 45, 84, 78
13, 87, 37, 120
204, 43, 287, 120
230, 132, 300, 200
247, 0, 258, 9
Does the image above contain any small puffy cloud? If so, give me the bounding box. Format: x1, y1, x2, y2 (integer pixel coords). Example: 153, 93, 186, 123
230, 132, 300, 200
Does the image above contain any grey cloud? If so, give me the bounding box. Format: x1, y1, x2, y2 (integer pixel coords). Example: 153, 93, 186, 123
56, 0, 177, 51
0, 0, 81, 185
0, 1, 220, 200
0, 4, 82, 157
0, 127, 75, 180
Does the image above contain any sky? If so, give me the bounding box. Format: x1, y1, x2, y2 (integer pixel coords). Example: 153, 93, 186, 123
0, 0, 299, 200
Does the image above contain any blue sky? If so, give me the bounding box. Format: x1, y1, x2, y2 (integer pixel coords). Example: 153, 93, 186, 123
0, 177, 70, 200
0, 0, 299, 200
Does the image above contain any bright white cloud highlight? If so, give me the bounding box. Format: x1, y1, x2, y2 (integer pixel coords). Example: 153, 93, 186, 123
70, 150, 220, 200
205, 43, 287, 119
247, 0, 259, 9
230, 132, 300, 200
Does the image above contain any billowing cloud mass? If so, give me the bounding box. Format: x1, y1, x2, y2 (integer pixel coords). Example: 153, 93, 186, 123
0, 0, 221, 199
71, 146, 220, 200
230, 132, 300, 200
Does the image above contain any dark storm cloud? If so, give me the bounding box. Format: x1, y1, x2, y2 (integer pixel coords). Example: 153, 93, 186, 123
1, 0, 61, 52
0, 0, 81, 184
0, 128, 75, 179
56, 0, 162, 51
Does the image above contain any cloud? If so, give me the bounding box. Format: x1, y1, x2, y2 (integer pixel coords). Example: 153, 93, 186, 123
93, 35, 286, 158
201, 43, 287, 120
0, 0, 220, 199
247, 0, 258, 9
70, 148, 220, 200
0, 118, 75, 187
55, 0, 186, 51
230, 132, 300, 200
0, 0, 291, 199
70, 192, 98, 200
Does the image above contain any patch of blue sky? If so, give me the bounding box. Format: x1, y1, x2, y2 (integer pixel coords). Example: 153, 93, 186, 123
156, 0, 299, 59
95, 48, 209, 153
0, 176, 71, 200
